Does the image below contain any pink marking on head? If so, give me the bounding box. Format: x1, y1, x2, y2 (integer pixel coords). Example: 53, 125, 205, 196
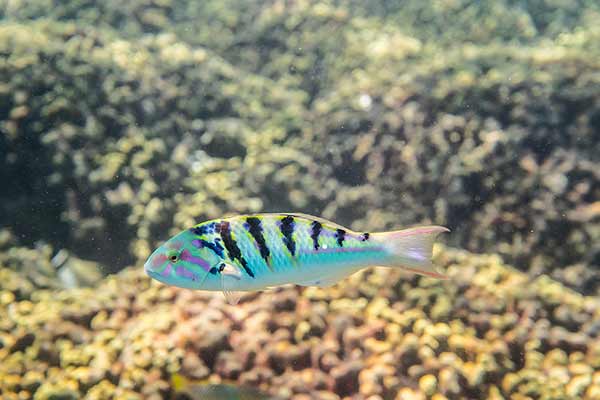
176, 265, 199, 280
152, 254, 168, 268
160, 263, 173, 277
179, 249, 211, 272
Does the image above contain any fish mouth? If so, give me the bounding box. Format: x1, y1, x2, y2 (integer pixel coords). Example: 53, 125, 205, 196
144, 266, 168, 285
144, 260, 160, 279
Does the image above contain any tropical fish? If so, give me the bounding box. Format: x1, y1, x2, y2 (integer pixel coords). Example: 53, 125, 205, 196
144, 213, 449, 304
171, 374, 282, 400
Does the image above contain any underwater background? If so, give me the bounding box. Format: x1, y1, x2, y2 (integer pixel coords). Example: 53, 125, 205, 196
1, 0, 599, 399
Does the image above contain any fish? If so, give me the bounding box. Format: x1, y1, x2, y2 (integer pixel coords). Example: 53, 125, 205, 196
173, 383, 280, 400
144, 213, 449, 305
171, 374, 281, 400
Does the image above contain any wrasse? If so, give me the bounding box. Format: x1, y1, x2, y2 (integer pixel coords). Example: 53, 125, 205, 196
144, 213, 449, 304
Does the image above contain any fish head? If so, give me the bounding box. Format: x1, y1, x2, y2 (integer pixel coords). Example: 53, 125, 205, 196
144, 229, 221, 289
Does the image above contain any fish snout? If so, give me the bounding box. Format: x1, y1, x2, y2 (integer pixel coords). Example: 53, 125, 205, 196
144, 251, 169, 278
143, 259, 153, 276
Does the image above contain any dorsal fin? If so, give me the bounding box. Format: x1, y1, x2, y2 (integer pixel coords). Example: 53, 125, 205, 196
196, 213, 355, 233
252, 213, 354, 232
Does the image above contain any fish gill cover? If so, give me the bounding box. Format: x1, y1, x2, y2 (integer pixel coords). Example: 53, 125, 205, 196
0, 0, 599, 399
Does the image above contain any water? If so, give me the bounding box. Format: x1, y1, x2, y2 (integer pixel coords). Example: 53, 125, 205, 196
1, 1, 599, 399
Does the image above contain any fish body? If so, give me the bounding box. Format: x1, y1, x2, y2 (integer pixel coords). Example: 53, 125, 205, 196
144, 213, 449, 304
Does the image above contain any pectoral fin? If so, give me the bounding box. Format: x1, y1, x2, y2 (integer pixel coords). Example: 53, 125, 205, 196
223, 289, 244, 305
219, 263, 244, 305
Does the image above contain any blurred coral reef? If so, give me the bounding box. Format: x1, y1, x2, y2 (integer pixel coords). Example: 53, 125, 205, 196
1, 246, 599, 399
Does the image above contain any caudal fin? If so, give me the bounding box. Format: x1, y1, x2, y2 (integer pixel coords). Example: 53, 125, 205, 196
372, 225, 450, 279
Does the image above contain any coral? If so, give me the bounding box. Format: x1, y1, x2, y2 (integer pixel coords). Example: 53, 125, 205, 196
0, 1, 598, 295
0, 229, 103, 291
1, 246, 599, 399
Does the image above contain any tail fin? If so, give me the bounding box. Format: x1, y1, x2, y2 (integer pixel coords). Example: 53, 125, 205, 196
372, 225, 450, 279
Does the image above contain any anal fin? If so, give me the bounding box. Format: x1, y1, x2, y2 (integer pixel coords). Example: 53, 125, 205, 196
219, 262, 244, 305
297, 269, 355, 288
223, 290, 244, 305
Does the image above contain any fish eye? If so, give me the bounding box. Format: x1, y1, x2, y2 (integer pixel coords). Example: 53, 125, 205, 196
167, 250, 180, 263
